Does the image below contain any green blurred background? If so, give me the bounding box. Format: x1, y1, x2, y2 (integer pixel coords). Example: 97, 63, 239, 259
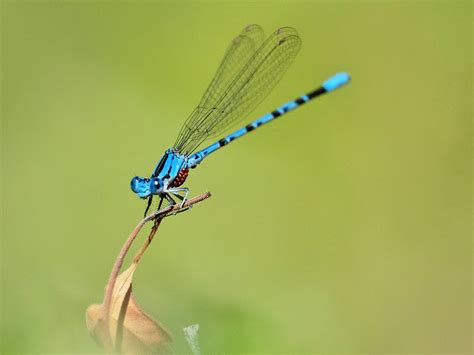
1, 0, 471, 353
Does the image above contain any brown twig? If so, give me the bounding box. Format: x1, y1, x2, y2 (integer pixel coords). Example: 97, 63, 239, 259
101, 192, 212, 351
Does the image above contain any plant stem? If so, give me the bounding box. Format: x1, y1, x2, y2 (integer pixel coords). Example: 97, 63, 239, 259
101, 192, 212, 351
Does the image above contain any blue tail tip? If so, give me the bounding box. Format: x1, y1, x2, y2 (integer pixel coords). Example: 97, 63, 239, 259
323, 72, 351, 92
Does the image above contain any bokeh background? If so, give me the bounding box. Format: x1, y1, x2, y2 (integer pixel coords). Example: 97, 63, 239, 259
1, 1, 471, 353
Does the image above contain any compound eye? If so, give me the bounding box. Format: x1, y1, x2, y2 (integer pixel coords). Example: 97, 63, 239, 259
151, 178, 163, 192
130, 176, 141, 193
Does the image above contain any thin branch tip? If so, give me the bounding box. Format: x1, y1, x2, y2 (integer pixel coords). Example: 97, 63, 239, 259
99, 191, 212, 351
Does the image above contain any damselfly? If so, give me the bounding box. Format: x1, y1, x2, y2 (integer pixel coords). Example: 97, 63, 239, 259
130, 25, 351, 215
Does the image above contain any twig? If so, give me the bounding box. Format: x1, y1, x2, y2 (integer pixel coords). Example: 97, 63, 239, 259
101, 192, 212, 351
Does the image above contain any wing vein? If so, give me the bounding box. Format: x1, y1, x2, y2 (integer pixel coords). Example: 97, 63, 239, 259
174, 26, 301, 155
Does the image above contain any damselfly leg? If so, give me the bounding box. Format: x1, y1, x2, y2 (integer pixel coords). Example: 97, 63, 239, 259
144, 195, 154, 217
169, 187, 190, 208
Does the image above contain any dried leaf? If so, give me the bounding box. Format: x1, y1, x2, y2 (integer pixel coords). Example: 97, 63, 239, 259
85, 303, 111, 350
86, 264, 172, 353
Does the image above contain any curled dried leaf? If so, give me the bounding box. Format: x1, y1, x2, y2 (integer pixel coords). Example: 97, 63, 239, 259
86, 264, 172, 353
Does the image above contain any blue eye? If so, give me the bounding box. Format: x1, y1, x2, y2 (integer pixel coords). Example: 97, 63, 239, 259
130, 176, 142, 193
151, 178, 163, 193
130, 176, 151, 198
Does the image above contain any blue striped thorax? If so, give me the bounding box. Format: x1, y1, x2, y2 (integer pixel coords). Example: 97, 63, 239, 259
130, 149, 188, 198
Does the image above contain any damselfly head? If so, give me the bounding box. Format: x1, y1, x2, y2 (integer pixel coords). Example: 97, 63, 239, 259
130, 176, 152, 198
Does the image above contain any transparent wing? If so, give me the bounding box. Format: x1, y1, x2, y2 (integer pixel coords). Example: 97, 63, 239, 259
174, 24, 264, 153
174, 26, 301, 155
199, 24, 264, 111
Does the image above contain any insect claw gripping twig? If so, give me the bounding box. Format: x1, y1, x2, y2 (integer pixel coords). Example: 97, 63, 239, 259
146, 191, 211, 221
